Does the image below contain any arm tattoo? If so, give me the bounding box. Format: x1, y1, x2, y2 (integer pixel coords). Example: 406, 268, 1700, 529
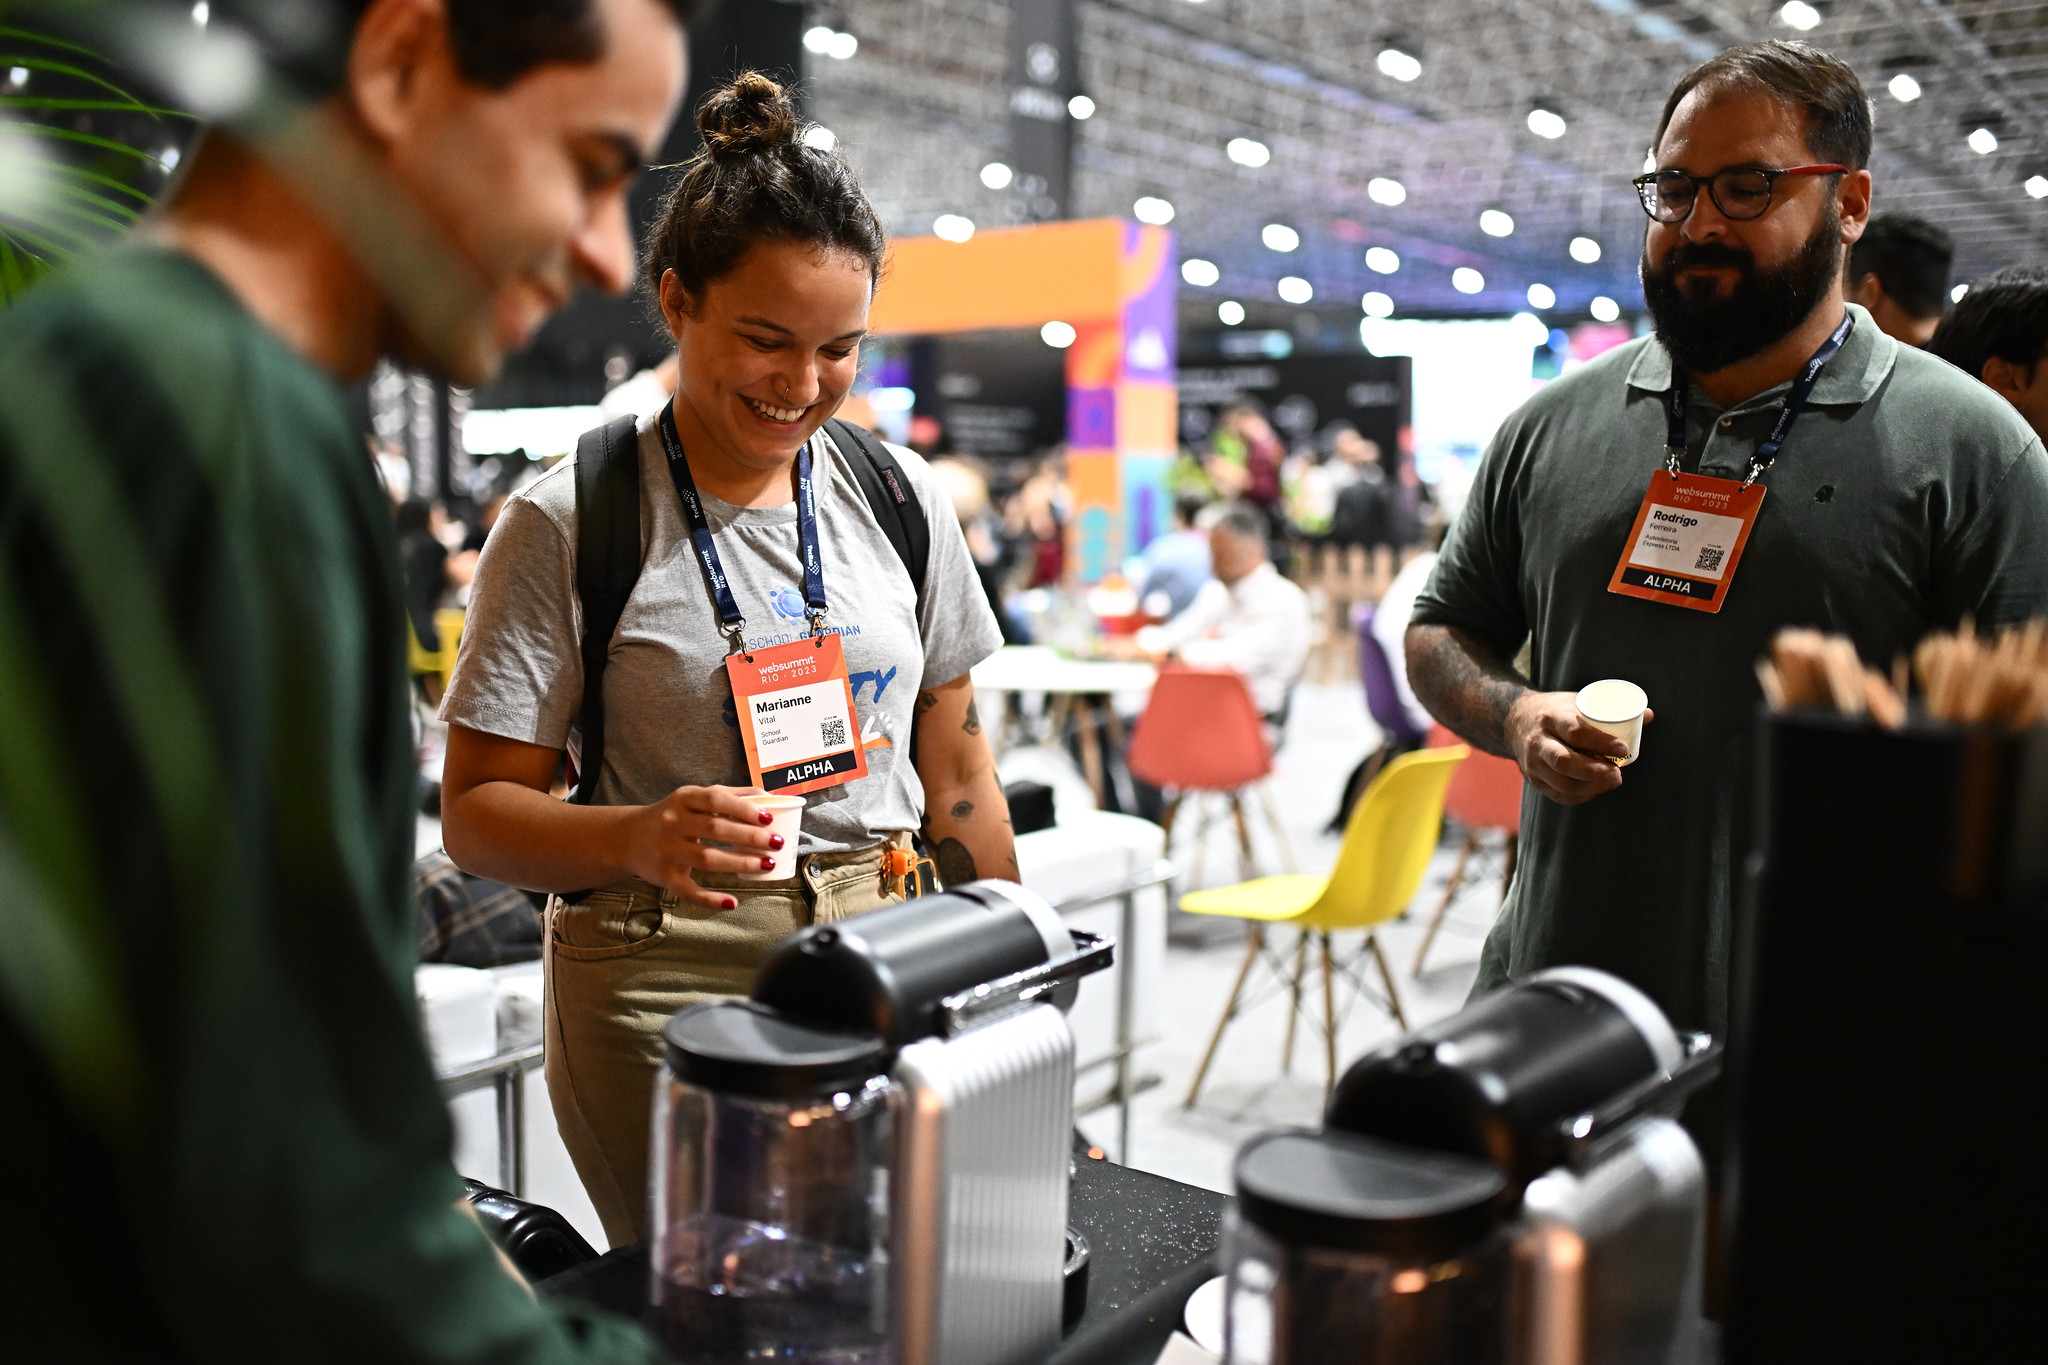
962, 698, 982, 736
914, 690, 938, 719
933, 836, 978, 887
1403, 623, 1528, 760
950, 800, 974, 819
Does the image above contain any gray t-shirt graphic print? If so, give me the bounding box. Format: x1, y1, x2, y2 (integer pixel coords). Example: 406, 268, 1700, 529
442, 416, 1002, 854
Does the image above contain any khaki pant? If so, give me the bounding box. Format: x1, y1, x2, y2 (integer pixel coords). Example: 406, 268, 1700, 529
542, 837, 910, 1248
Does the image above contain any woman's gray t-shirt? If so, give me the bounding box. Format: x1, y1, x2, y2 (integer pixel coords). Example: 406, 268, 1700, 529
442, 417, 1003, 854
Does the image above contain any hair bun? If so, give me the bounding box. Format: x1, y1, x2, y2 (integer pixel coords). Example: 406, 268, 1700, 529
697, 71, 800, 160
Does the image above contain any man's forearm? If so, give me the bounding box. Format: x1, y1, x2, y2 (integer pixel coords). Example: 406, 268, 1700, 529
1404, 622, 1530, 760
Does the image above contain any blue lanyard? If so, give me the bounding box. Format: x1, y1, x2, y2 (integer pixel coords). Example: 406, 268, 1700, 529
657, 405, 829, 653
1664, 310, 1853, 488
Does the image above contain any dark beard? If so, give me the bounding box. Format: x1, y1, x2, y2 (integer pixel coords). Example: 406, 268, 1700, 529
1640, 211, 1843, 377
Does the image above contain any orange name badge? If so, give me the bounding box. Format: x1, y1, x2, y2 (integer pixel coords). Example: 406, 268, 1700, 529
1607, 470, 1765, 614
726, 632, 868, 795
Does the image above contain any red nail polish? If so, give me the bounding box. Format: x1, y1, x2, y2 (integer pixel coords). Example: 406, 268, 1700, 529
759, 812, 773, 825
769, 834, 786, 850
723, 897, 738, 910
759, 856, 776, 870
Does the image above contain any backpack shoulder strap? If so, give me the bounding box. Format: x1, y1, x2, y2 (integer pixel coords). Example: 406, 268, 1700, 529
570, 413, 643, 805
825, 417, 930, 618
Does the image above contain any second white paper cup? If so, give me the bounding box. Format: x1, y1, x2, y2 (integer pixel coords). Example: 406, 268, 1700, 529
1576, 679, 1649, 767
738, 793, 806, 880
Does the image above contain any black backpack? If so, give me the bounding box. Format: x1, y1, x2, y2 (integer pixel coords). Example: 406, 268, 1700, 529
568, 415, 929, 803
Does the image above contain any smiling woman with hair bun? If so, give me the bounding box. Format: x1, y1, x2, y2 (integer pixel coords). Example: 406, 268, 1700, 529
437, 72, 1015, 1246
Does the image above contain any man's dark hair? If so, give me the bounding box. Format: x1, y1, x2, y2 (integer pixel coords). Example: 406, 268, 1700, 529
286, 0, 698, 93
1927, 266, 2048, 385
640, 71, 887, 314
1849, 212, 1955, 319
1653, 40, 1873, 170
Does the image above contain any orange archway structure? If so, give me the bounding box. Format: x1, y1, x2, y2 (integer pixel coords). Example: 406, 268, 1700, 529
868, 218, 1177, 582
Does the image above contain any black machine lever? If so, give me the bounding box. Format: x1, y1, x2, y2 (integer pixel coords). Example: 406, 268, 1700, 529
934, 929, 1115, 1036
1559, 1032, 1722, 1167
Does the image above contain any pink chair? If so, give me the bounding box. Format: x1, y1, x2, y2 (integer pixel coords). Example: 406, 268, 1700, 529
1127, 665, 1294, 885
1412, 723, 1524, 975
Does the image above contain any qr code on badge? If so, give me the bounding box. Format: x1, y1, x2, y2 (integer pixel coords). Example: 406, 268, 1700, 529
819, 716, 848, 749
1695, 545, 1725, 573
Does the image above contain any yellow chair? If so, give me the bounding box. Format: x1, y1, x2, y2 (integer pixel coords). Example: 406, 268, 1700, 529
407, 607, 466, 699
1178, 744, 1469, 1107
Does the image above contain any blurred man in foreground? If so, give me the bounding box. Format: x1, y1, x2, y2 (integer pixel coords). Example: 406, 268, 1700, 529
0, 0, 687, 1358
1928, 264, 2048, 440
1844, 210, 1953, 347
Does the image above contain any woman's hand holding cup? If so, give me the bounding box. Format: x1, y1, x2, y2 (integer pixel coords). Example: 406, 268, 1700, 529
628, 784, 784, 909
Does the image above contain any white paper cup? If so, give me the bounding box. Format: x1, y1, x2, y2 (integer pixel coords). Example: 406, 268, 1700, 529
1576, 679, 1649, 767
737, 793, 806, 880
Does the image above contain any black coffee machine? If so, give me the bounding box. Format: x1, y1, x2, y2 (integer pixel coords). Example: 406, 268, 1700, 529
1221, 967, 1720, 1365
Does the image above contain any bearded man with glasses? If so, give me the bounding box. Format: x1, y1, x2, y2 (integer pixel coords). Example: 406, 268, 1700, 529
1406, 42, 2048, 1077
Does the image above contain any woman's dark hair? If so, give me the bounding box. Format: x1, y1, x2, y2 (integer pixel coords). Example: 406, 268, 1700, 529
640, 71, 887, 318
1928, 266, 2048, 386
1653, 40, 1873, 170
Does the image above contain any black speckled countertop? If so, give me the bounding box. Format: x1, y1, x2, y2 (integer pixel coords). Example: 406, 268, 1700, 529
540, 1143, 1227, 1365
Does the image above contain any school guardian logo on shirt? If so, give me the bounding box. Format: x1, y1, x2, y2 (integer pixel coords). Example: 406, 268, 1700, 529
768, 587, 807, 621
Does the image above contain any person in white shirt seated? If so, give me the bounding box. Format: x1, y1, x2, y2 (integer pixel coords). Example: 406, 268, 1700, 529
1125, 500, 1313, 721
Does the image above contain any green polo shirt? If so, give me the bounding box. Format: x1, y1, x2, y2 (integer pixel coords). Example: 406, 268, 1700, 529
0, 249, 662, 1361
1414, 304, 2048, 1036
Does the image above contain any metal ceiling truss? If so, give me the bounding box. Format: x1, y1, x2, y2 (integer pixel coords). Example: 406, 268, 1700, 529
807, 0, 2048, 323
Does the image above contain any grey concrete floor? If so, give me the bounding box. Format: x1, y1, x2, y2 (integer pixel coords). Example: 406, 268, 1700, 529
1041, 680, 1515, 1194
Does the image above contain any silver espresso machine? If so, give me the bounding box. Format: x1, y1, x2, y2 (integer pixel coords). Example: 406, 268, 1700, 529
649, 880, 1108, 1365
1221, 967, 1721, 1365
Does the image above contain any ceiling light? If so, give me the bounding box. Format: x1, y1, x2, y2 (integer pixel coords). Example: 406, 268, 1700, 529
1367, 177, 1406, 206
1068, 94, 1096, 120
1527, 282, 1556, 309
2028, 176, 2048, 199
803, 25, 835, 52
980, 161, 1013, 190
1041, 321, 1077, 348
1277, 275, 1314, 304
1970, 127, 1999, 155
932, 214, 976, 242
1952, 283, 1970, 303
827, 30, 859, 60
1480, 209, 1515, 238
1361, 291, 1395, 318
1182, 258, 1221, 287
1452, 267, 1485, 295
801, 125, 837, 152
1779, 2, 1820, 31
1365, 247, 1400, 274
1527, 108, 1567, 140
7, 66, 28, 90
1134, 196, 1175, 225
159, 144, 182, 174
1218, 300, 1245, 325
1888, 73, 1921, 103
191, 1, 209, 24
1570, 235, 1602, 264
1262, 223, 1300, 252
1227, 137, 1271, 168
1377, 48, 1422, 82
1590, 295, 1621, 323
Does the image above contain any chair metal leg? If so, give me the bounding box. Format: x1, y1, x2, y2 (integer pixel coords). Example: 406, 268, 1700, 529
1320, 932, 1340, 1096
1413, 830, 1480, 976
1257, 783, 1299, 874
1184, 924, 1264, 1109
1187, 794, 1212, 892
1229, 792, 1258, 881
1281, 930, 1308, 1074
1368, 932, 1410, 1031
1159, 792, 1182, 844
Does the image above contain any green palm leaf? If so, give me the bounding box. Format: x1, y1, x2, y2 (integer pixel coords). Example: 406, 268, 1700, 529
0, 25, 188, 306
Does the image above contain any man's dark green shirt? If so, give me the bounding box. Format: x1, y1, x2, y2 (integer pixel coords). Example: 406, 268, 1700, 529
0, 250, 660, 1362
1414, 305, 2048, 1036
